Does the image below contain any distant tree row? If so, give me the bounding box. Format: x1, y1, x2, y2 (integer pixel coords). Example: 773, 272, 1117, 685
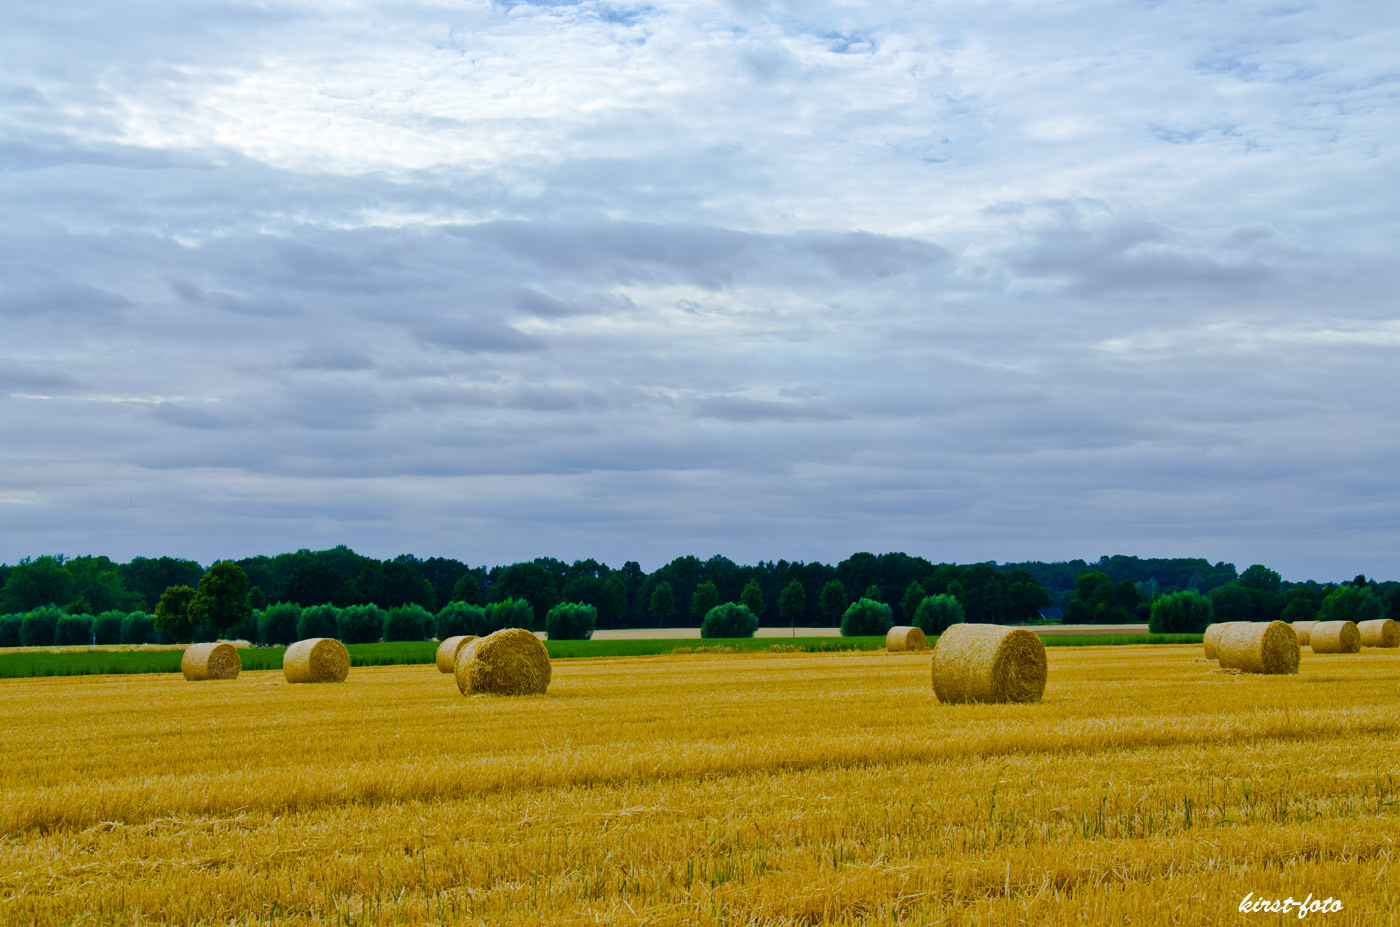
3, 549, 1395, 639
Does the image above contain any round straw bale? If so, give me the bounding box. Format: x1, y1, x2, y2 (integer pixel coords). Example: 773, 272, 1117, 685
1357, 618, 1399, 648
886, 625, 927, 652
181, 641, 240, 681
455, 628, 551, 696
1202, 622, 1238, 660
1309, 620, 1361, 654
283, 637, 350, 683
1217, 621, 1298, 674
1289, 621, 1315, 647
435, 635, 478, 673
930, 623, 1047, 704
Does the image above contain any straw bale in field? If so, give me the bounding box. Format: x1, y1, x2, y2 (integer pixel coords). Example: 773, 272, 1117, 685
930, 623, 1046, 704
1357, 618, 1399, 648
1217, 621, 1298, 674
1290, 621, 1315, 647
455, 628, 551, 696
1202, 622, 1238, 660
181, 642, 240, 681
1309, 620, 1361, 654
886, 625, 927, 652
435, 635, 477, 673
283, 637, 350, 683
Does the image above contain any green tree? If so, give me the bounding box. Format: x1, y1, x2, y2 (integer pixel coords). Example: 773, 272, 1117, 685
649, 581, 676, 625
701, 602, 759, 639
841, 598, 893, 637
691, 582, 720, 624
862, 583, 883, 603
450, 573, 482, 605
561, 575, 626, 629
297, 604, 341, 640
740, 579, 767, 619
900, 582, 926, 624
1149, 590, 1212, 634
1208, 583, 1256, 623
545, 602, 597, 641
119, 556, 206, 611
1280, 586, 1323, 623
188, 561, 253, 635
819, 580, 848, 626
384, 604, 433, 641
257, 603, 302, 645
435, 601, 486, 639
278, 561, 354, 608
912, 594, 964, 635
484, 597, 534, 634
354, 561, 436, 611
21, 605, 65, 647
777, 581, 806, 629
154, 585, 196, 642
1238, 564, 1282, 594
1318, 585, 1383, 626
492, 562, 559, 619
0, 556, 73, 614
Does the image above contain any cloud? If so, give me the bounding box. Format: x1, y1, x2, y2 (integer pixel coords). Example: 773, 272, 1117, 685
0, 0, 1396, 581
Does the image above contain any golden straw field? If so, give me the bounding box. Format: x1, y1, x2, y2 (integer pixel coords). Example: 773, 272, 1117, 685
2, 646, 1398, 925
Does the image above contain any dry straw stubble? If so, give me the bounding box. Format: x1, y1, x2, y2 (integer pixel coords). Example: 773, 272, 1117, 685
1216, 621, 1299, 675
886, 626, 927, 652
930, 623, 1047, 704
435, 635, 477, 673
283, 638, 350, 683
455, 628, 551, 696
180, 642, 240, 681
1310, 621, 1361, 654
1358, 618, 1399, 648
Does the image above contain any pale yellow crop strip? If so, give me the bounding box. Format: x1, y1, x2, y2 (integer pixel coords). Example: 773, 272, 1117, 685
1, 646, 1397, 925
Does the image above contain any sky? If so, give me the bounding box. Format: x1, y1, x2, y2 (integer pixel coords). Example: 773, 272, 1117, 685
1, 1, 1397, 581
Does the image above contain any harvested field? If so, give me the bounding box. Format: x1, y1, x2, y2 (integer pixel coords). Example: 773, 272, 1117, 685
1, 646, 1396, 925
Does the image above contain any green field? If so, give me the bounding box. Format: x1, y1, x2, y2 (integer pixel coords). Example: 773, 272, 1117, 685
0, 633, 1203, 678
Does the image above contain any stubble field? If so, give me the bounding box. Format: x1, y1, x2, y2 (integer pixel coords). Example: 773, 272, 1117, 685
1, 646, 1397, 925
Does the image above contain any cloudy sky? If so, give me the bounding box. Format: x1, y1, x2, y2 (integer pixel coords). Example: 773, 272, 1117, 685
2, 1, 1396, 580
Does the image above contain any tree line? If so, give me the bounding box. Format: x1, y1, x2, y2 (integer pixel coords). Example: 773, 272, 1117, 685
1, 549, 1395, 645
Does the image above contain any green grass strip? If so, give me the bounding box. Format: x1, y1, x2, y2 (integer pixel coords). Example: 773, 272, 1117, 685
0, 631, 1204, 679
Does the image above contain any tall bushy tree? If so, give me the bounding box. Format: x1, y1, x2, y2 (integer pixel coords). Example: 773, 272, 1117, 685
900, 582, 926, 624
120, 611, 156, 645
491, 562, 558, 618
819, 580, 848, 626
841, 598, 893, 637
484, 597, 534, 634
691, 582, 720, 622
0, 556, 73, 614
740, 579, 766, 619
154, 585, 196, 642
354, 561, 436, 611
0, 614, 21, 648
545, 602, 597, 641
701, 603, 759, 639
338, 604, 386, 644
297, 604, 341, 639
188, 561, 253, 635
277, 561, 354, 608
912, 594, 964, 635
1318, 585, 1383, 626
1280, 586, 1323, 623
777, 581, 806, 628
1208, 583, 1256, 623
1149, 590, 1212, 634
257, 603, 303, 645
56, 613, 93, 646
648, 581, 675, 625
436, 601, 486, 639
384, 604, 433, 641
450, 573, 482, 605
93, 610, 125, 645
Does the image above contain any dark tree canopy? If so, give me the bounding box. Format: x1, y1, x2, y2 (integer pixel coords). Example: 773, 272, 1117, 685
188, 560, 253, 634
154, 585, 196, 641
